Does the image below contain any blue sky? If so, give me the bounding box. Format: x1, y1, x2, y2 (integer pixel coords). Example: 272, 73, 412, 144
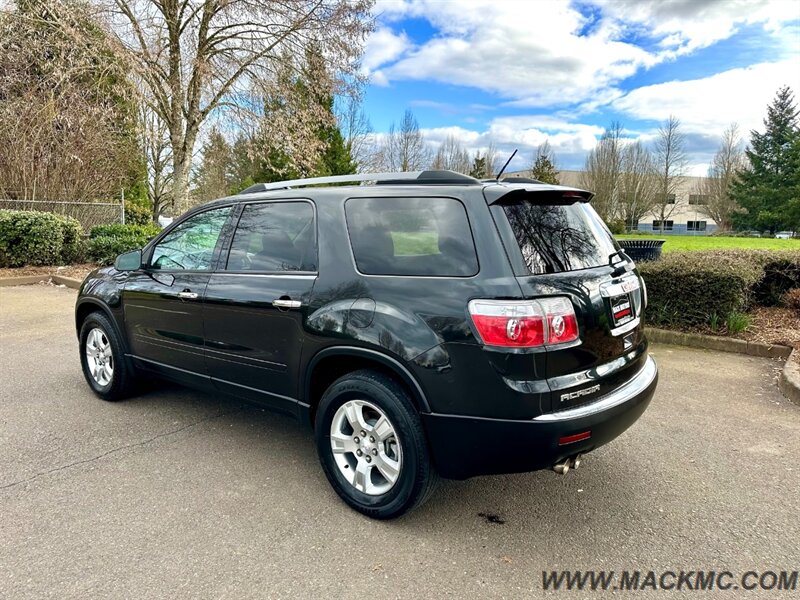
358, 0, 800, 174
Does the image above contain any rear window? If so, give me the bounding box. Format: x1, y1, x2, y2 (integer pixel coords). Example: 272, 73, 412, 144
345, 197, 478, 277
498, 201, 617, 274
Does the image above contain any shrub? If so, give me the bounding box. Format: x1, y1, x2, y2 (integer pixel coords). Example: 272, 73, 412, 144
87, 222, 160, 264
124, 201, 153, 226
0, 209, 84, 267
605, 218, 626, 235
725, 311, 752, 334
782, 288, 800, 312
638, 249, 800, 329
750, 251, 800, 306
638, 251, 763, 328
90, 223, 160, 239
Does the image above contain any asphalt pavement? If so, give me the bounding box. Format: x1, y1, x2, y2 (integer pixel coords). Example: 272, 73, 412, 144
1, 284, 798, 599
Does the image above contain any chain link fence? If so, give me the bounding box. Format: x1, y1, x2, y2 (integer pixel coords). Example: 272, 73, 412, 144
0, 198, 123, 231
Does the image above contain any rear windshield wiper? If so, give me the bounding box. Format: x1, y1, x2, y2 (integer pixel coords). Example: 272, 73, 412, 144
609, 249, 634, 277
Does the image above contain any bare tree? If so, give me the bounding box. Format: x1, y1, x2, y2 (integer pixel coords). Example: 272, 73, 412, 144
484, 141, 501, 178
337, 94, 375, 172
696, 123, 746, 231
431, 135, 471, 173
652, 115, 688, 233
102, 0, 373, 215
381, 110, 430, 171
139, 105, 172, 219
618, 141, 657, 230
580, 122, 624, 221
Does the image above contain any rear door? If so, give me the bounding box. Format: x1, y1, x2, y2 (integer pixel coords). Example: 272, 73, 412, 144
487, 186, 647, 412
203, 200, 317, 415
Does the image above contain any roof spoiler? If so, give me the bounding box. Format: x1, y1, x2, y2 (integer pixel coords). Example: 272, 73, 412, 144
484, 184, 594, 205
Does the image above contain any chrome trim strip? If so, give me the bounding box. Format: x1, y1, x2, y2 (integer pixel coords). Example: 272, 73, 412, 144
609, 317, 640, 336
599, 273, 641, 298
533, 356, 657, 422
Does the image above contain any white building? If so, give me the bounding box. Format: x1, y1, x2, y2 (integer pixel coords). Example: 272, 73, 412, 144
505, 169, 718, 234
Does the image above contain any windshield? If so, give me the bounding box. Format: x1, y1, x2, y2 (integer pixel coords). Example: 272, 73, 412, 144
498, 201, 618, 274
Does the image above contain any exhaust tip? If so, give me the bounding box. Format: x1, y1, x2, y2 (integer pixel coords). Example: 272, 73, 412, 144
553, 461, 570, 475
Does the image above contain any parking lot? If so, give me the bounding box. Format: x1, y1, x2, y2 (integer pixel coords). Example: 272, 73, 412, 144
1, 284, 799, 598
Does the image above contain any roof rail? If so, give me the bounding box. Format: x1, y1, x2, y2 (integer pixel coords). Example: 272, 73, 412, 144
239, 170, 480, 194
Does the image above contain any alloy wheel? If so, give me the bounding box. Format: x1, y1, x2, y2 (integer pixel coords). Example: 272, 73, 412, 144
330, 399, 403, 495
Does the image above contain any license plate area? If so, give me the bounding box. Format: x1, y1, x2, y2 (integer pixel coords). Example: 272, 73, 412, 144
610, 293, 634, 327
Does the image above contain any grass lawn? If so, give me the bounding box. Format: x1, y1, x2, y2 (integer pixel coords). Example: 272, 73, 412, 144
615, 235, 800, 252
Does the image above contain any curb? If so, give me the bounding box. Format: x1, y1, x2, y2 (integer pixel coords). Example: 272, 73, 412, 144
646, 327, 798, 406
0, 274, 82, 290
778, 349, 800, 407
645, 327, 792, 359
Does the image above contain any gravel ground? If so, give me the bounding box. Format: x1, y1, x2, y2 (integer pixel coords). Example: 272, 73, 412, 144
1, 285, 798, 599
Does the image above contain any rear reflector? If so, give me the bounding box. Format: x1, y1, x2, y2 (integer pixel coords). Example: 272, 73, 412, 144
559, 431, 591, 445
468, 297, 579, 348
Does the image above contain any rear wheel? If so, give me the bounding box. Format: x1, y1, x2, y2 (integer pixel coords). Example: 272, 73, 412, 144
315, 370, 438, 519
79, 312, 136, 401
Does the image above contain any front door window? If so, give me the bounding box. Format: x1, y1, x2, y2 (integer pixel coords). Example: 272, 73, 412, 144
150, 207, 232, 270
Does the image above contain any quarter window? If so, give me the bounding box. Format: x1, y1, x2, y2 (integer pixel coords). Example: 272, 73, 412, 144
150, 206, 231, 270
226, 202, 316, 272
345, 197, 478, 277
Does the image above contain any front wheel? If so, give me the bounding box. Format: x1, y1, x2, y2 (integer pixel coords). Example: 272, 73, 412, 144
315, 370, 439, 519
79, 312, 137, 401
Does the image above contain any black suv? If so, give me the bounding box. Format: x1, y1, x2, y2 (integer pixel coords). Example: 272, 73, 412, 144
76, 170, 658, 519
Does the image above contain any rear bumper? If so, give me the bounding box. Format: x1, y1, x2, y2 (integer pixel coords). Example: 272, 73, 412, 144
420, 356, 658, 479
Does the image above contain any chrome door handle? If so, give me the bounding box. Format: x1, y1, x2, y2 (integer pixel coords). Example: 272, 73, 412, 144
177, 291, 198, 300
272, 299, 302, 309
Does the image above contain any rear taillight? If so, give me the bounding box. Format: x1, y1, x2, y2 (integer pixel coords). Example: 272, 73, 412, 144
468, 298, 579, 348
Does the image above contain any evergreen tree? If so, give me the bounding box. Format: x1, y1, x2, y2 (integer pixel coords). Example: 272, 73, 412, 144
469, 153, 489, 179
194, 128, 235, 202
317, 96, 356, 176
731, 86, 800, 233
530, 141, 560, 184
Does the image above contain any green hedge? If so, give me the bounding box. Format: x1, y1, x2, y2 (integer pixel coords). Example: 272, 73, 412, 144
0, 209, 84, 267
124, 202, 153, 226
90, 223, 160, 239
87, 223, 160, 264
639, 250, 800, 328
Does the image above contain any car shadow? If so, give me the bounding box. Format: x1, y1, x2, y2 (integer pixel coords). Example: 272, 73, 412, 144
119, 381, 651, 543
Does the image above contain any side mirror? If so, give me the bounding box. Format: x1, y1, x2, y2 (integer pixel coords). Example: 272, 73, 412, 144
114, 249, 143, 271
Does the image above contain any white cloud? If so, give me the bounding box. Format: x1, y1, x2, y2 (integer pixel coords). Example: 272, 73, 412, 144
612, 59, 800, 134
601, 0, 800, 56
364, 0, 799, 106
415, 116, 609, 173
361, 27, 411, 72
366, 0, 658, 107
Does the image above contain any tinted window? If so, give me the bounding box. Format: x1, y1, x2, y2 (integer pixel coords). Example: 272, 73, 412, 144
150, 206, 231, 270
499, 202, 617, 274
226, 202, 316, 272
345, 197, 478, 277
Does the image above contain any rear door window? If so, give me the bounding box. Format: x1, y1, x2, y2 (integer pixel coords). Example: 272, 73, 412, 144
497, 202, 617, 274
226, 201, 316, 272
345, 197, 478, 277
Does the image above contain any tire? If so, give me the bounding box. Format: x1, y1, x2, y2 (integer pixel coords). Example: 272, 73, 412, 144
79, 312, 137, 401
315, 369, 439, 519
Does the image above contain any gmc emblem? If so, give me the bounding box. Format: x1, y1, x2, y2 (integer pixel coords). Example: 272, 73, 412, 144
561, 384, 601, 403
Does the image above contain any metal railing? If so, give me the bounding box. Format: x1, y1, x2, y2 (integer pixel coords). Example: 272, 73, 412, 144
0, 198, 123, 231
